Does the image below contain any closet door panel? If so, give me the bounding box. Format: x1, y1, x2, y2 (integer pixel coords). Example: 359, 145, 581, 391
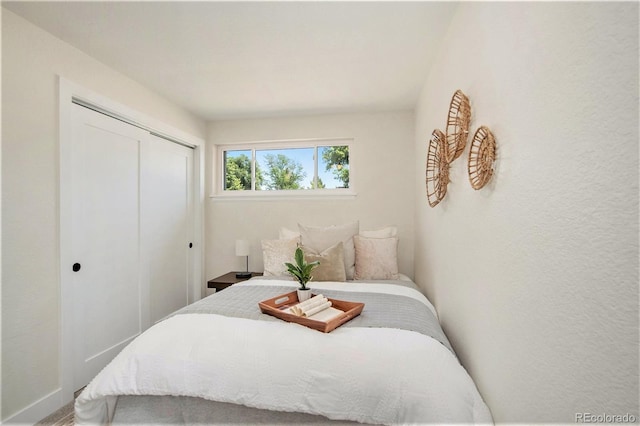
143, 135, 194, 324
70, 104, 148, 389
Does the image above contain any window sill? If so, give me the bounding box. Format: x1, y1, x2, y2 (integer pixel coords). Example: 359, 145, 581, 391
209, 190, 357, 201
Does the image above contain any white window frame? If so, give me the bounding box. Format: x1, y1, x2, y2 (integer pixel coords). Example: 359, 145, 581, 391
212, 138, 356, 200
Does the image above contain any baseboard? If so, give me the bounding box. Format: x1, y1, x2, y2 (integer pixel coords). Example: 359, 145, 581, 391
2, 388, 65, 425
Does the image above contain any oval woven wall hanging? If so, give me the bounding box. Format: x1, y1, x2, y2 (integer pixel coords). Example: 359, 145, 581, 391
468, 125, 497, 190
445, 90, 471, 163
425, 129, 450, 207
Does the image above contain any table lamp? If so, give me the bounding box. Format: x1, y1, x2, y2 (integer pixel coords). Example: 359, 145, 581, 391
235, 239, 252, 278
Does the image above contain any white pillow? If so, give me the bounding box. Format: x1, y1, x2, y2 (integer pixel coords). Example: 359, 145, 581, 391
299, 221, 359, 279
353, 235, 399, 280
360, 226, 398, 238
303, 242, 346, 282
261, 238, 298, 276
278, 227, 301, 241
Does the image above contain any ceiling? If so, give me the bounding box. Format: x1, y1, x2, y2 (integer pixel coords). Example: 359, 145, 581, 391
3, 1, 458, 121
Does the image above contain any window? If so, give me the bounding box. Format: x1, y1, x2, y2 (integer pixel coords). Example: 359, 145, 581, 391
215, 139, 353, 198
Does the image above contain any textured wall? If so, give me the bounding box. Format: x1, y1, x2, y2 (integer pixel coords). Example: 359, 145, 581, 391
206, 111, 415, 281
414, 2, 639, 422
1, 10, 205, 420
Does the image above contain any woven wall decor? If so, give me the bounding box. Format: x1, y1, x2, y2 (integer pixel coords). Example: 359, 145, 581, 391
445, 89, 471, 163
468, 125, 497, 190
425, 129, 450, 207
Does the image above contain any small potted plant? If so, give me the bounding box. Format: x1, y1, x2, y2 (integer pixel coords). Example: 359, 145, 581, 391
285, 247, 320, 302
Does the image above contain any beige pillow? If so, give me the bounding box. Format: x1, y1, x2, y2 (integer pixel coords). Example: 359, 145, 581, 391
353, 235, 399, 280
360, 226, 398, 238
261, 238, 298, 276
303, 242, 346, 282
299, 221, 359, 279
279, 227, 301, 242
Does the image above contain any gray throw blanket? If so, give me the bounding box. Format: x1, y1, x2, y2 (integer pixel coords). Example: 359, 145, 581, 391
172, 281, 453, 354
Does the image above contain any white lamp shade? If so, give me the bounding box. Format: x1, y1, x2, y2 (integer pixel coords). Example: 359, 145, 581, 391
235, 239, 250, 256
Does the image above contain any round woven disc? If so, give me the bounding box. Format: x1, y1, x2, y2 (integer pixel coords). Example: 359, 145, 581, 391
467, 125, 496, 190
425, 129, 449, 207
445, 90, 471, 163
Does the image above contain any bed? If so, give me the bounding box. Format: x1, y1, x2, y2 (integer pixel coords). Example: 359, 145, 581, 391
75, 223, 492, 425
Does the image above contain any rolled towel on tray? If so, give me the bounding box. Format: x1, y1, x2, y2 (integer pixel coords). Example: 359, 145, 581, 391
290, 294, 332, 317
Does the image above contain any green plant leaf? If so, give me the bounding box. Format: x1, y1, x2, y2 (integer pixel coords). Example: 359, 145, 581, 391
294, 247, 304, 266
285, 247, 320, 289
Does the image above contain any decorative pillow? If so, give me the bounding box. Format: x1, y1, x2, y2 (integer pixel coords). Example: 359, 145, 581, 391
303, 242, 346, 282
279, 227, 301, 242
299, 221, 359, 279
360, 226, 398, 238
261, 238, 298, 276
353, 235, 399, 280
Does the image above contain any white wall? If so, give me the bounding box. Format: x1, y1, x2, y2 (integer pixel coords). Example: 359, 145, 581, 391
207, 111, 415, 281
1, 10, 206, 421
414, 2, 638, 422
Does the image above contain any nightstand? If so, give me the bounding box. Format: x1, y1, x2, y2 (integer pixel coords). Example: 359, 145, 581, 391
207, 271, 263, 293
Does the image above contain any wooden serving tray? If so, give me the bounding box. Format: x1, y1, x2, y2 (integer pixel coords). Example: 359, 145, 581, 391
259, 291, 364, 333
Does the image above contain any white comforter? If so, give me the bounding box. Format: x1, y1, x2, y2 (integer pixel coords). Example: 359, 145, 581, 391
76, 281, 492, 425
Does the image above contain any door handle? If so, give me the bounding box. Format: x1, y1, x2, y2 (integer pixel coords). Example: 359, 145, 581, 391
72, 263, 81, 272
189, 243, 193, 248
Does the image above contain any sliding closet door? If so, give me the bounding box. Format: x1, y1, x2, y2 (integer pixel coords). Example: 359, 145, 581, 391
143, 135, 194, 323
70, 104, 149, 389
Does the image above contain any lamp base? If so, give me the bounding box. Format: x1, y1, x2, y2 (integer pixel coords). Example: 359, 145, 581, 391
235, 272, 252, 279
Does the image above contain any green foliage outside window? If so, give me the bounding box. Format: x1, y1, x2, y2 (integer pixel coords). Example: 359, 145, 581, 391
225, 153, 263, 190
261, 154, 306, 190
312, 177, 326, 189
321, 146, 349, 188
225, 154, 251, 190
